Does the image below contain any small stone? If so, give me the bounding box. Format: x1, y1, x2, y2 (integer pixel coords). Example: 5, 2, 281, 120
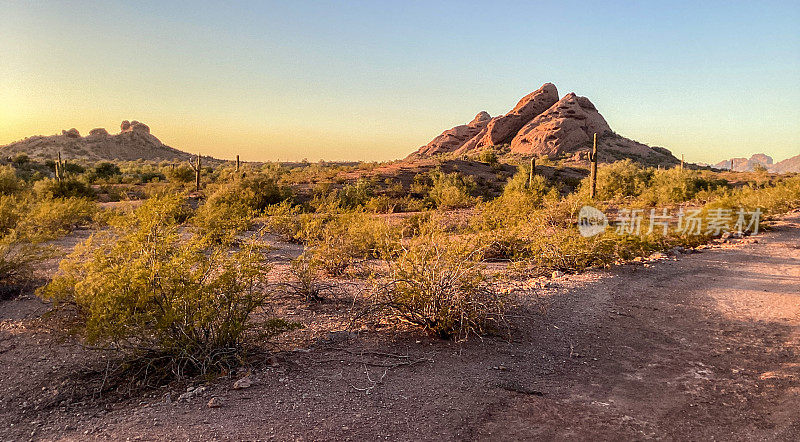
233, 377, 252, 390
551, 270, 564, 278
207, 397, 223, 408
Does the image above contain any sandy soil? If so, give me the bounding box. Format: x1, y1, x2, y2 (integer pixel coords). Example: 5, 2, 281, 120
1, 213, 798, 441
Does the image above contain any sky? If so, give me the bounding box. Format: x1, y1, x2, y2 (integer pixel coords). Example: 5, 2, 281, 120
1, 0, 799, 164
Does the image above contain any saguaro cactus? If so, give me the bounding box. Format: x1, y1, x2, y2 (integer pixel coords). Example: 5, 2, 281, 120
589, 133, 598, 199
189, 153, 201, 191
236, 155, 240, 172
54, 151, 64, 182
528, 157, 536, 188
681, 154, 685, 171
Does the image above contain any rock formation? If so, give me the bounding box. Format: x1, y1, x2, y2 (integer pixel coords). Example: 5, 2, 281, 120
460, 83, 559, 152
1, 121, 195, 162
88, 128, 109, 137
510, 93, 610, 156
715, 154, 774, 171
417, 111, 492, 156
771, 154, 800, 173
61, 128, 81, 138
714, 153, 799, 173
413, 82, 680, 167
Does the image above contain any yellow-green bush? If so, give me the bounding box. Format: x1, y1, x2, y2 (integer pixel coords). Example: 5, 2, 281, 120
374, 229, 507, 340
0, 165, 25, 195
38, 195, 295, 377
427, 171, 478, 209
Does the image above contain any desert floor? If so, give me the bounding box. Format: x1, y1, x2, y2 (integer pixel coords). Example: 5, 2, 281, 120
2, 212, 799, 441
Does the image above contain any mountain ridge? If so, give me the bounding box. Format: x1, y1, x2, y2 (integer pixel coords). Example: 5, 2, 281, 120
0, 120, 201, 162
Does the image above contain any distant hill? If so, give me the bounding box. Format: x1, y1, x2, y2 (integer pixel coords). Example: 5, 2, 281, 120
0, 121, 200, 162
714, 153, 800, 173
410, 82, 680, 168
771, 154, 800, 173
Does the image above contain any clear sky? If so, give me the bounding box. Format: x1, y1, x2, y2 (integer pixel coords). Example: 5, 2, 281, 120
1, 0, 798, 163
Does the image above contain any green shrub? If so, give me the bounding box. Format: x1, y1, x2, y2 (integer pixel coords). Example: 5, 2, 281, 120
300, 211, 394, 275
166, 165, 196, 183
18, 197, 98, 241
38, 195, 295, 377
34, 178, 95, 199
262, 201, 303, 241
93, 162, 122, 180
339, 179, 374, 209
0, 165, 25, 195
427, 171, 478, 209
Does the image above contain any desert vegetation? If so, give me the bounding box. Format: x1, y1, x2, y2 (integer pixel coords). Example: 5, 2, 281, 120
1, 153, 799, 388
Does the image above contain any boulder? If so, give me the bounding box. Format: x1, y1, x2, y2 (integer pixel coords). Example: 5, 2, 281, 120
509, 93, 611, 156
61, 128, 81, 138
120, 120, 151, 134
88, 128, 109, 137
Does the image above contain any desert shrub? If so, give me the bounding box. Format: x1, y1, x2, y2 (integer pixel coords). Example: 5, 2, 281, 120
581, 159, 652, 200
261, 201, 303, 241
0, 195, 23, 235
0, 165, 25, 195
339, 179, 374, 209
300, 211, 394, 275
705, 174, 800, 215
62, 162, 86, 174
34, 178, 95, 199
285, 255, 339, 302
427, 171, 478, 209
166, 165, 196, 183
139, 171, 165, 183
93, 162, 122, 180
635, 168, 729, 206
38, 195, 295, 377
12, 154, 30, 166
194, 185, 254, 239
0, 195, 99, 242
0, 233, 48, 300
374, 230, 507, 340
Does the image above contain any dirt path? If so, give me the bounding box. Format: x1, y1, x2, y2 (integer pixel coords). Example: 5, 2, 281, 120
2, 213, 799, 441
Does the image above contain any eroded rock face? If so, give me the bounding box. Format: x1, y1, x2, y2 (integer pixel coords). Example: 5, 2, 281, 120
455, 83, 559, 154
417, 111, 492, 156
120, 120, 150, 134
476, 82, 559, 147
509, 93, 611, 156
88, 128, 109, 137
62, 128, 81, 138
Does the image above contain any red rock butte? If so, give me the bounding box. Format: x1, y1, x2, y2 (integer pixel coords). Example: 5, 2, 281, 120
412, 83, 680, 167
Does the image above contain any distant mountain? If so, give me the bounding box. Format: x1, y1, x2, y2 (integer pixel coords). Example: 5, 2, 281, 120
410, 82, 680, 167
771, 154, 800, 173
714, 154, 773, 172
0, 121, 199, 162
714, 153, 799, 173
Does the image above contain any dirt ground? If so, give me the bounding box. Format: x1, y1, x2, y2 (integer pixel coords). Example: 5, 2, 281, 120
1, 212, 799, 441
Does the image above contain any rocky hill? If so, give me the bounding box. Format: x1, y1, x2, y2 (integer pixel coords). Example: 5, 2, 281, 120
0, 121, 196, 162
412, 83, 680, 167
772, 154, 800, 173
714, 153, 800, 173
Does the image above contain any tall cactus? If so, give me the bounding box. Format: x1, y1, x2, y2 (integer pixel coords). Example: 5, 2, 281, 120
189, 153, 201, 191
236, 154, 240, 172
54, 151, 64, 182
528, 157, 536, 188
680, 154, 685, 171
589, 133, 598, 199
